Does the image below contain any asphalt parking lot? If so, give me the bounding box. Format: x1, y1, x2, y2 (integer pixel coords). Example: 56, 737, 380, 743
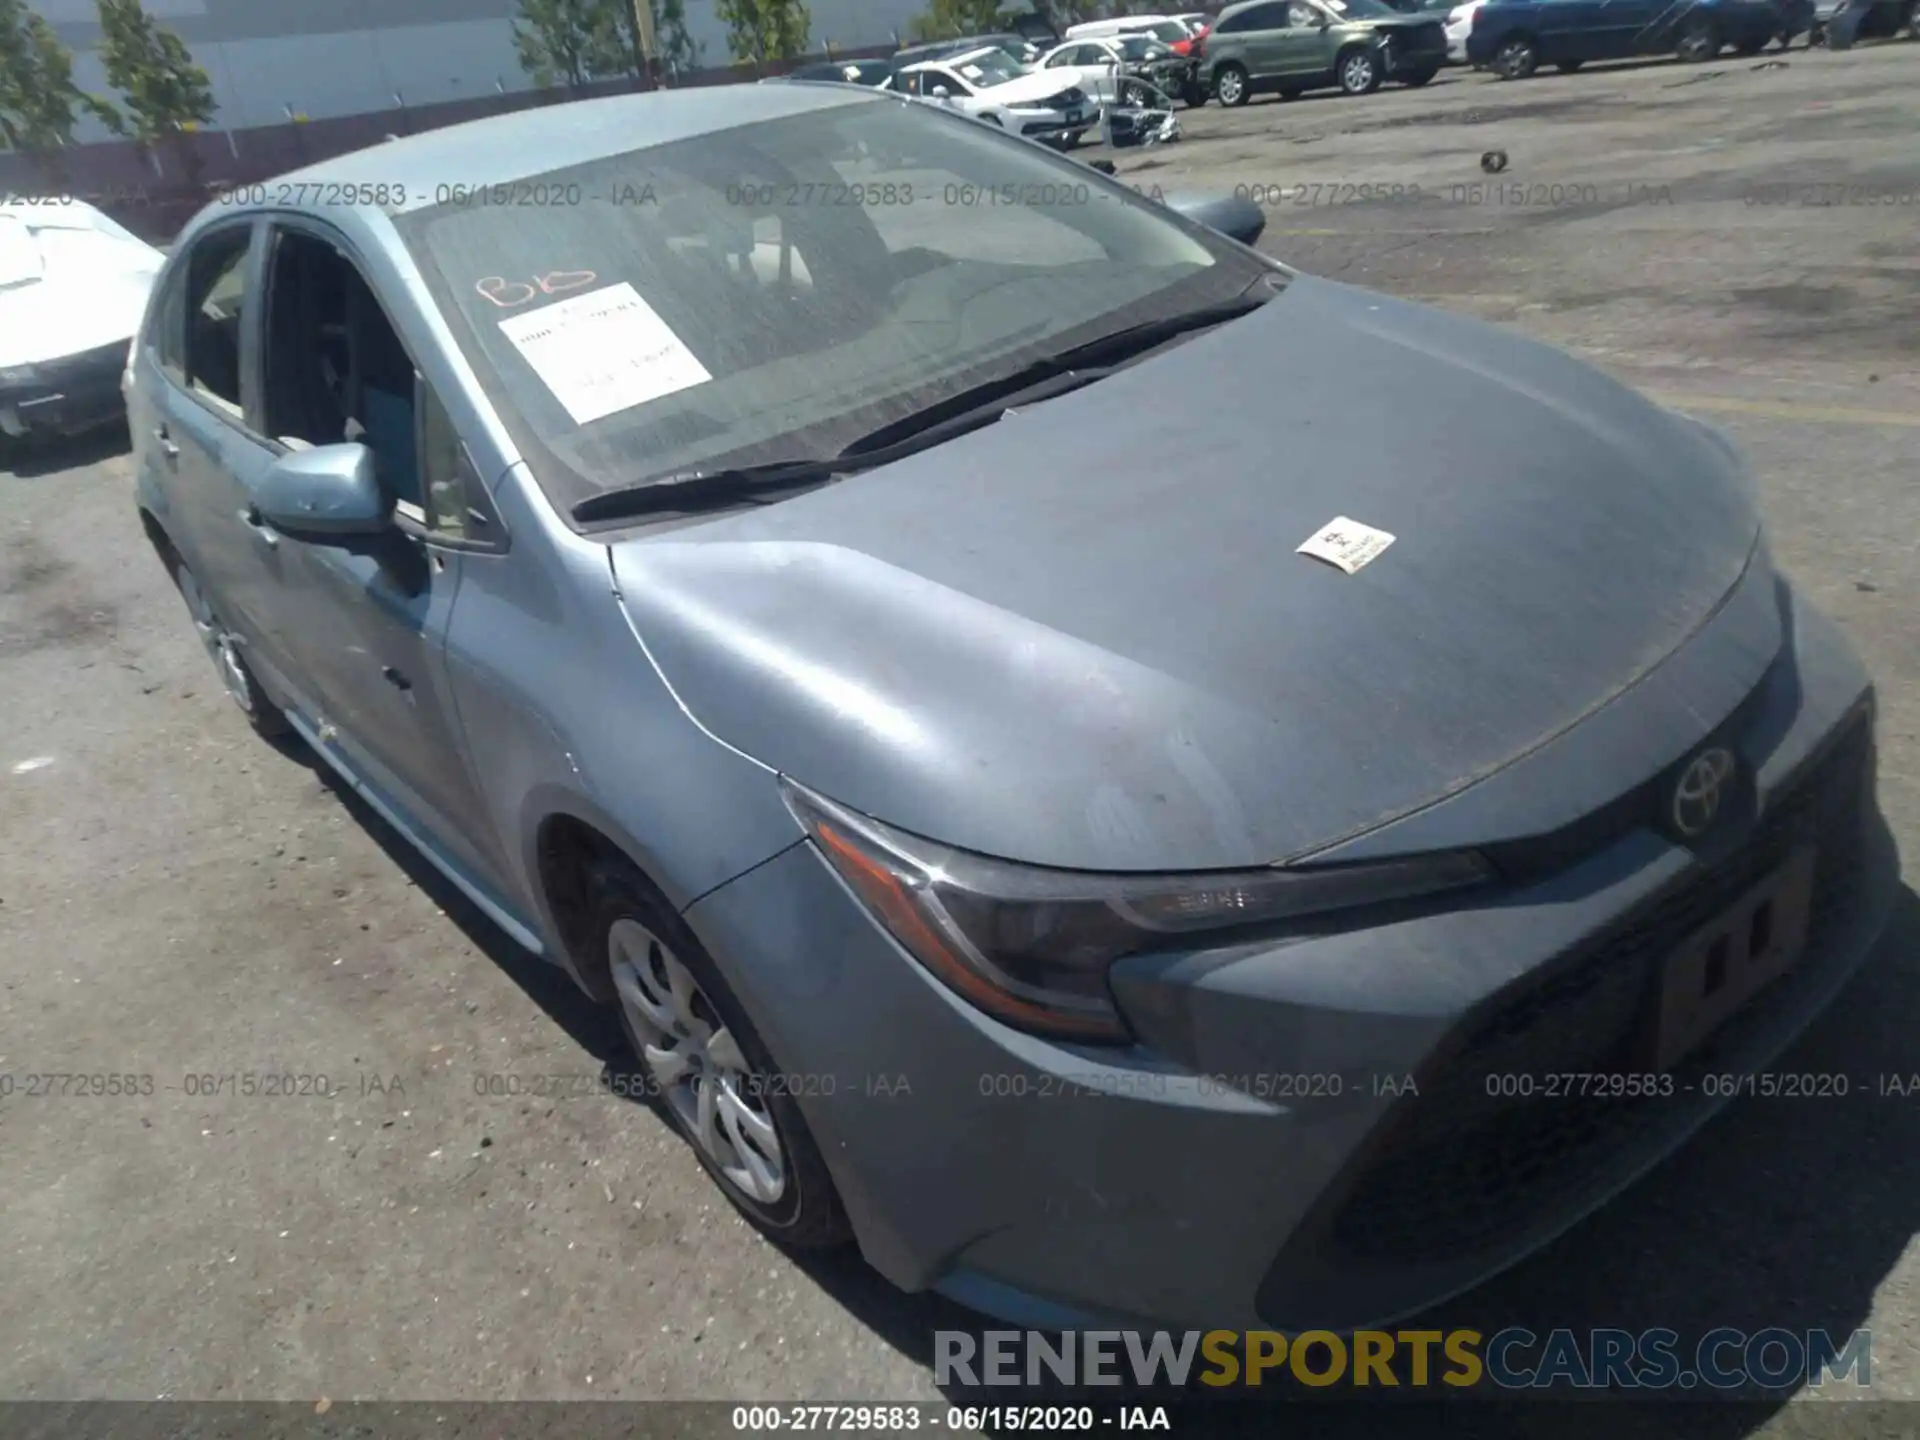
3, 40, 1919, 1430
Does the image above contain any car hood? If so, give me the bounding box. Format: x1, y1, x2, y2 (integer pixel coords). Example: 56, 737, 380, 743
611, 276, 1766, 873
972, 70, 1082, 105
0, 232, 161, 367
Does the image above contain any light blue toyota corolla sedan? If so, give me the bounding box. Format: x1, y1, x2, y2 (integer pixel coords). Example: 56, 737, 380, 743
130, 81, 1898, 1333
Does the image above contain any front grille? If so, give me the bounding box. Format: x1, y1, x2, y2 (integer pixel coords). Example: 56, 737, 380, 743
1320, 712, 1871, 1266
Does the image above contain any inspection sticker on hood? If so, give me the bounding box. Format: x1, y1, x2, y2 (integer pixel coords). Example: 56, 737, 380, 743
1297, 516, 1396, 575
498, 281, 711, 427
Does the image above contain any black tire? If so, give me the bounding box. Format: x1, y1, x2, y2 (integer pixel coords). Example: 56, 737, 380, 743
1336, 45, 1384, 93
1676, 17, 1720, 59
590, 861, 853, 1251
168, 555, 291, 740
1492, 33, 1540, 77
1213, 61, 1252, 105
1400, 64, 1440, 84
1182, 79, 1210, 105
1555, 57, 1585, 70
1120, 78, 1151, 105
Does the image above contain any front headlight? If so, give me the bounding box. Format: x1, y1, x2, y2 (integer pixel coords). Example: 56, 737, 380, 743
782, 779, 1492, 1043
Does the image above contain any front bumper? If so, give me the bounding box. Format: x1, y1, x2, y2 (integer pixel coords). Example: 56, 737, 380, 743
683, 583, 1897, 1332
0, 339, 130, 440
1019, 113, 1097, 141
1381, 36, 1450, 72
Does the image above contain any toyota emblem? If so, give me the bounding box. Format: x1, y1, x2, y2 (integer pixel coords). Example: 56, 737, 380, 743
1671, 746, 1738, 839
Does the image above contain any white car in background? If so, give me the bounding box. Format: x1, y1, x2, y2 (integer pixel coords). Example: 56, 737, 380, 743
0, 197, 163, 444
894, 47, 1099, 146
1065, 13, 1196, 43
1445, 0, 1488, 60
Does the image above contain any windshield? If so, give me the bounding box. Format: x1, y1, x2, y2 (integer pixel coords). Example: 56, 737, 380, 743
953, 49, 1026, 85
1321, 0, 1400, 16
1144, 20, 1191, 39
1116, 35, 1163, 57
395, 98, 1269, 514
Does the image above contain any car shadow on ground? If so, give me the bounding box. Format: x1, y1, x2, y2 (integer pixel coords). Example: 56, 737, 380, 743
275, 737, 627, 1066
278, 724, 1920, 1436
0, 422, 131, 479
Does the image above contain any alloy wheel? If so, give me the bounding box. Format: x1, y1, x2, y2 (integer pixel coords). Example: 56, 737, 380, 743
609, 917, 788, 1205
1216, 67, 1247, 104
1340, 52, 1378, 92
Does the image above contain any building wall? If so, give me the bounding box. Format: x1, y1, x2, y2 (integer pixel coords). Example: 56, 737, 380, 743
37, 0, 926, 137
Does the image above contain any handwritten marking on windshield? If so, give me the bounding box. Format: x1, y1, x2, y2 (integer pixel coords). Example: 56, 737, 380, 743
475, 271, 599, 308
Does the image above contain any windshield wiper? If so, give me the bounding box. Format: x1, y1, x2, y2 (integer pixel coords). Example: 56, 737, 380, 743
572, 458, 836, 523
572, 290, 1277, 525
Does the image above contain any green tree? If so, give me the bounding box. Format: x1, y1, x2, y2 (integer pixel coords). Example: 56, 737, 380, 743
94, 0, 214, 141
614, 0, 703, 75
715, 0, 811, 63
512, 0, 625, 87
0, 0, 122, 155
906, 0, 1012, 40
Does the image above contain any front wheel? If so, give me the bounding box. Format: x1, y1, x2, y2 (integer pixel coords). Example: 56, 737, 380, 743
1492, 34, 1540, 77
597, 863, 853, 1250
1213, 62, 1251, 105
1182, 79, 1210, 105
1120, 78, 1151, 105
1400, 64, 1440, 85
1676, 17, 1720, 58
1337, 47, 1383, 93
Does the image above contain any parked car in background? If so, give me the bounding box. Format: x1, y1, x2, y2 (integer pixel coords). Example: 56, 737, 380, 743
1446, 0, 1489, 58
895, 47, 1098, 145
1815, 0, 1917, 43
1202, 0, 1447, 102
1007, 10, 1065, 46
0, 197, 163, 447
1040, 33, 1204, 105
895, 32, 1042, 68
1467, 0, 1787, 74
783, 58, 897, 86
1166, 13, 1216, 55
1066, 12, 1191, 41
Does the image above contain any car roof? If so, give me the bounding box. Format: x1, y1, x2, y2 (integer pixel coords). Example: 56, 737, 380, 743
898, 45, 1000, 71
185, 84, 877, 234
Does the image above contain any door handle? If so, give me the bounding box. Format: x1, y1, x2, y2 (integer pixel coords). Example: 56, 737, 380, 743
239, 504, 280, 549
153, 425, 179, 460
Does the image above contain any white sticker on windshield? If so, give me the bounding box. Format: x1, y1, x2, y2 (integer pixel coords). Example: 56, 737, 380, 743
498, 281, 711, 427
1297, 516, 1395, 574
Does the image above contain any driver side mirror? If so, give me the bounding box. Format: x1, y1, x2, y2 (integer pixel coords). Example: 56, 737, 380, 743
254, 442, 392, 542
931, 84, 952, 97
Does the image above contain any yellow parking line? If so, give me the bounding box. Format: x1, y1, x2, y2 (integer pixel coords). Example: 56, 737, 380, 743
1647, 391, 1920, 428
